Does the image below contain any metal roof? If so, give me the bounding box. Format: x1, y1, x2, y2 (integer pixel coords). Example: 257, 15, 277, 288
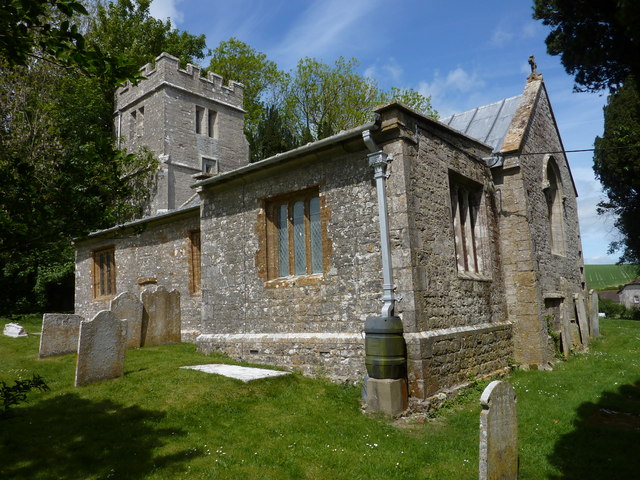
439, 95, 522, 153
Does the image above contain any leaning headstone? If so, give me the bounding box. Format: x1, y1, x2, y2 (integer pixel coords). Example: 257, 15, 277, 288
140, 286, 181, 347
110, 292, 144, 348
560, 303, 572, 358
574, 294, 590, 346
75, 310, 126, 387
589, 290, 600, 338
479, 380, 518, 480
3, 323, 28, 338
39, 314, 83, 358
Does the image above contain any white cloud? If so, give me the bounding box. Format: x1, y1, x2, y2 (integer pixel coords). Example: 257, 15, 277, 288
149, 0, 184, 25
364, 58, 403, 84
382, 59, 403, 83
273, 0, 380, 67
584, 254, 618, 265
490, 27, 513, 47
521, 22, 538, 39
417, 68, 486, 116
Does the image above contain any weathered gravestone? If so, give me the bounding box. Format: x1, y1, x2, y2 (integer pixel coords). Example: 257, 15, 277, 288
479, 380, 518, 480
39, 314, 83, 358
589, 290, 600, 338
140, 286, 181, 347
75, 310, 126, 387
560, 303, 572, 359
574, 293, 590, 347
110, 291, 144, 348
3, 323, 28, 338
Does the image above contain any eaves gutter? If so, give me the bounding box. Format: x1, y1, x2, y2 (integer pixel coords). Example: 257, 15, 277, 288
73, 205, 200, 244
192, 117, 381, 191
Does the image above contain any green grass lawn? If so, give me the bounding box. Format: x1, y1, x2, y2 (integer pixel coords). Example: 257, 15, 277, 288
584, 264, 638, 290
1, 315, 639, 479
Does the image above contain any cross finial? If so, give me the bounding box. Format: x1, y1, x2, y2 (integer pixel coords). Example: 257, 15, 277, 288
528, 55, 537, 75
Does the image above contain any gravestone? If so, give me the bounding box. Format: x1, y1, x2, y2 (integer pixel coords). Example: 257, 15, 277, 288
75, 310, 126, 387
140, 286, 181, 346
479, 380, 518, 480
574, 294, 590, 346
589, 290, 600, 338
3, 323, 28, 338
110, 291, 144, 348
39, 314, 83, 358
560, 303, 572, 358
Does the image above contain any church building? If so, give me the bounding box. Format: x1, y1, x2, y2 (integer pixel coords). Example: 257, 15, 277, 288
74, 53, 588, 403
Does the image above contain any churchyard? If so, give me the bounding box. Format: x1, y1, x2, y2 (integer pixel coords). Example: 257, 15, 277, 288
1, 314, 639, 479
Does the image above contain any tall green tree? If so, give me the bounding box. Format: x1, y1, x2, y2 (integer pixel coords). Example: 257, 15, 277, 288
285, 57, 436, 142
593, 81, 640, 263
0, 0, 207, 313
0, 0, 138, 84
87, 0, 206, 73
0, 60, 154, 312
207, 39, 436, 158
534, 1, 640, 262
533, 0, 640, 92
207, 37, 286, 157
249, 105, 299, 161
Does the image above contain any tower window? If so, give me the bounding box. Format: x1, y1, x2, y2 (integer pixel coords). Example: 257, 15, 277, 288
195, 106, 205, 134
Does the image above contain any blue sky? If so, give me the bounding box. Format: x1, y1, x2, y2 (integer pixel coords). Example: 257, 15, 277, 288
150, 0, 618, 264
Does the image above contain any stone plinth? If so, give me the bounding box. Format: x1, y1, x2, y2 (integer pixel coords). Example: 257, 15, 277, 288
365, 378, 408, 416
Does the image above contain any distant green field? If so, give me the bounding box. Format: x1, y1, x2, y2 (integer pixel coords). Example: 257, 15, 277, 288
584, 264, 639, 290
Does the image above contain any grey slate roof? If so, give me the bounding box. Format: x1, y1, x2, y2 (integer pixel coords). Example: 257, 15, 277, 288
439, 95, 522, 153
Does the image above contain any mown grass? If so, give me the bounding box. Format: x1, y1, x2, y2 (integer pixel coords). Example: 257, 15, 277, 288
1, 315, 639, 479
584, 264, 638, 290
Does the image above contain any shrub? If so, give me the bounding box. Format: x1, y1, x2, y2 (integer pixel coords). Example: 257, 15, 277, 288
599, 297, 627, 318
1, 374, 49, 417
599, 297, 640, 320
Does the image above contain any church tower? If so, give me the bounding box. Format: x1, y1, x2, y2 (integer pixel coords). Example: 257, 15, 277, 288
114, 52, 250, 215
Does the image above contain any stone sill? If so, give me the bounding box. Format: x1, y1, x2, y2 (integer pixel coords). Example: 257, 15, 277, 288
456, 271, 492, 282
264, 273, 326, 289
92, 295, 115, 302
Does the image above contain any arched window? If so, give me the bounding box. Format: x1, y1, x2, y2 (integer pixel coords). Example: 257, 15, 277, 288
543, 156, 565, 255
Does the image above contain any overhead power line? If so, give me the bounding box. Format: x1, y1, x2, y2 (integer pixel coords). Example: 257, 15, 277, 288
520, 144, 640, 156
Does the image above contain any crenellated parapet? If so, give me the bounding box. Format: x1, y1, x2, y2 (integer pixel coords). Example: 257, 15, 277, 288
115, 52, 245, 113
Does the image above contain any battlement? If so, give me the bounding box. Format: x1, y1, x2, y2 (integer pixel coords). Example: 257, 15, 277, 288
116, 52, 245, 113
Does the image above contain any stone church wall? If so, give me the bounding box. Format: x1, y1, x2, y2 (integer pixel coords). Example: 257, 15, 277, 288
74, 210, 201, 339
372, 106, 512, 399
196, 140, 382, 382
197, 106, 514, 394
496, 79, 586, 365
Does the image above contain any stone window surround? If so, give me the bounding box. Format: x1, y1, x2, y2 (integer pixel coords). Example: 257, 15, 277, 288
201, 156, 218, 174
542, 155, 566, 257
449, 171, 492, 279
195, 105, 217, 138
129, 106, 144, 140
257, 185, 331, 286
92, 245, 116, 300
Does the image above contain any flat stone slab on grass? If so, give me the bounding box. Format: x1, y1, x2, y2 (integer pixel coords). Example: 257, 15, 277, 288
181, 364, 291, 382
4, 323, 28, 338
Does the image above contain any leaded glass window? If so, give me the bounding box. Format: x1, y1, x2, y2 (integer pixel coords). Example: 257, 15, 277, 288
267, 189, 325, 279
